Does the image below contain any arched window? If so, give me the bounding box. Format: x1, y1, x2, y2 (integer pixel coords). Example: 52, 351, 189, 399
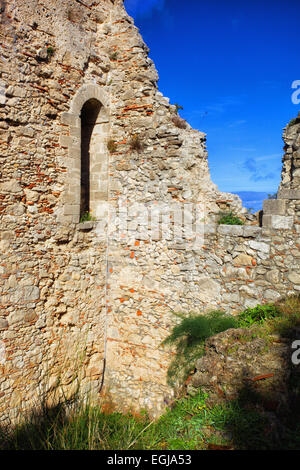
61, 84, 110, 224
80, 99, 101, 217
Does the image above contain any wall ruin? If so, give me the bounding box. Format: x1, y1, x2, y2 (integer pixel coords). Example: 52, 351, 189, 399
0, 0, 300, 422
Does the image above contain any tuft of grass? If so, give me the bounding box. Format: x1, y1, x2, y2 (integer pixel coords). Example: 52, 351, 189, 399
107, 139, 117, 154
173, 103, 184, 114
171, 115, 187, 129
218, 210, 244, 225
129, 134, 144, 153
263, 294, 300, 337
47, 46, 55, 57
79, 211, 96, 223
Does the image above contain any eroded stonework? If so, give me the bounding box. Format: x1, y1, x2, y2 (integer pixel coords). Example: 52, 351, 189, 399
0, 0, 300, 422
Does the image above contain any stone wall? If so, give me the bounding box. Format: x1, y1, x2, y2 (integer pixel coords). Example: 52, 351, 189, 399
0, 0, 300, 422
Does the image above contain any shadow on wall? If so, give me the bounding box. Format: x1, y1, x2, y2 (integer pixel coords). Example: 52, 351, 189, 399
0, 396, 79, 450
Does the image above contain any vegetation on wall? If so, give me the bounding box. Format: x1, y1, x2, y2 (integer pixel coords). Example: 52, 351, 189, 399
128, 134, 144, 153
217, 210, 244, 225
79, 211, 96, 223
107, 139, 117, 154
171, 115, 187, 129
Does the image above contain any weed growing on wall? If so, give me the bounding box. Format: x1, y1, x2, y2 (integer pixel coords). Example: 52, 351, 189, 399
107, 139, 117, 153
218, 210, 244, 225
79, 211, 96, 223
129, 134, 144, 153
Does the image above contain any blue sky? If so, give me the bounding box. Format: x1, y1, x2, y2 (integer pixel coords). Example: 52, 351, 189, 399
124, 0, 300, 195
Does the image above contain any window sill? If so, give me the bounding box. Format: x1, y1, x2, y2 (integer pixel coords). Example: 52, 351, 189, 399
78, 221, 96, 231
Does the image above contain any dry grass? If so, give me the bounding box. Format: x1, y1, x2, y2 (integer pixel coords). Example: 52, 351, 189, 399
128, 134, 144, 153
171, 115, 187, 129
107, 139, 117, 154
276, 294, 300, 316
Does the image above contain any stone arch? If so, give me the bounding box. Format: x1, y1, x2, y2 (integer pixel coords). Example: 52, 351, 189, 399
60, 84, 110, 223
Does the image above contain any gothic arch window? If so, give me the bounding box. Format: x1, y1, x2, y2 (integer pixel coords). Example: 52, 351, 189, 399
60, 84, 110, 223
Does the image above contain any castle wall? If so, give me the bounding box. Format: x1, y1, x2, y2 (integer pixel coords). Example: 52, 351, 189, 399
0, 0, 300, 421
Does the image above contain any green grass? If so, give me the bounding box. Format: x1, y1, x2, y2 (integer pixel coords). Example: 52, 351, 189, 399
79, 211, 96, 223
2, 388, 297, 450
47, 46, 55, 57
237, 304, 280, 327
217, 210, 244, 225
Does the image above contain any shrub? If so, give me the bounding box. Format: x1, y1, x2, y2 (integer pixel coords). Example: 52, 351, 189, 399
107, 139, 117, 154
267, 192, 277, 200
47, 46, 55, 57
171, 115, 187, 129
237, 304, 280, 327
218, 211, 244, 225
129, 134, 144, 153
174, 103, 184, 114
79, 211, 96, 223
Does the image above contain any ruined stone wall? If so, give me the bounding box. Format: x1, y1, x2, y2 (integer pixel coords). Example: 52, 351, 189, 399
0, 0, 300, 422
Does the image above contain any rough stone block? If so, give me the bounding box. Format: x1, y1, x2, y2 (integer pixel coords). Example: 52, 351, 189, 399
272, 215, 294, 229
68, 146, 81, 159
263, 199, 286, 215
69, 126, 81, 138
203, 224, 217, 234
278, 189, 300, 200
242, 226, 262, 237
288, 272, 300, 284
64, 204, 80, 216
217, 225, 244, 236
248, 240, 270, 253
59, 135, 73, 147
233, 253, 253, 265
263, 214, 294, 229
78, 222, 95, 231
262, 215, 272, 228
60, 112, 80, 127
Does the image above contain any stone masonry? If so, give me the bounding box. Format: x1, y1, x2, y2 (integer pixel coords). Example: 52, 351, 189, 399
0, 0, 300, 422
